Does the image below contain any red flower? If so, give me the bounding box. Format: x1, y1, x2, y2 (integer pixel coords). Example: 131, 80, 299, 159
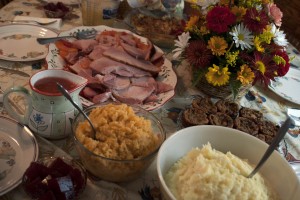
250, 52, 279, 86
185, 40, 213, 68
274, 50, 290, 76
243, 8, 269, 34
240, 51, 279, 86
206, 6, 236, 34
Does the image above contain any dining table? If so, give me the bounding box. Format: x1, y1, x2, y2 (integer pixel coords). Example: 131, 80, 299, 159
1, 0, 300, 199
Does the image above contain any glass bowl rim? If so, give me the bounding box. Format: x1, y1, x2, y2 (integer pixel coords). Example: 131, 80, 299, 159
72, 102, 166, 162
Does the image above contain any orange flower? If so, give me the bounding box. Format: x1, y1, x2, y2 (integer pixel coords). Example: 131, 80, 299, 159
231, 6, 247, 22
207, 36, 228, 56
237, 64, 255, 85
185, 16, 200, 31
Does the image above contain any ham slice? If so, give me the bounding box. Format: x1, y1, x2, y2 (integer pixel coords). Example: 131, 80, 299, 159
89, 57, 151, 77
92, 92, 112, 103
120, 34, 137, 46
102, 74, 130, 90
112, 85, 155, 105
96, 34, 119, 47
69, 57, 91, 74
156, 82, 174, 93
72, 39, 98, 52
131, 77, 156, 88
120, 40, 152, 61
82, 87, 98, 99
88, 47, 105, 60
103, 47, 161, 74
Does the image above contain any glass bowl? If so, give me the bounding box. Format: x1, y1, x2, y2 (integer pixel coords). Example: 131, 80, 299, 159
22, 156, 87, 199
124, 9, 184, 49
72, 102, 166, 182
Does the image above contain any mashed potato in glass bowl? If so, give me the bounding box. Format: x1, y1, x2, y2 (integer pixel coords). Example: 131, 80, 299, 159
165, 143, 279, 200
72, 102, 166, 182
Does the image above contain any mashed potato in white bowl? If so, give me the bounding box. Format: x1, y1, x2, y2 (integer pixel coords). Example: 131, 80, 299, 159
157, 125, 300, 200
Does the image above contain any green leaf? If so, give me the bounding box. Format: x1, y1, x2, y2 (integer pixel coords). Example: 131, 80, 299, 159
229, 80, 242, 100
192, 68, 206, 87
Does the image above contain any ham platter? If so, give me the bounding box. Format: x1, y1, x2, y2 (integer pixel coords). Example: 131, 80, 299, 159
45, 26, 177, 110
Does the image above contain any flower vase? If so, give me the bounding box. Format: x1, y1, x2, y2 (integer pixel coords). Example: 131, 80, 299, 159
195, 77, 251, 100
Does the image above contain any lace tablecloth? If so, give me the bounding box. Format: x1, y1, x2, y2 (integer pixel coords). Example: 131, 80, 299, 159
1, 0, 300, 199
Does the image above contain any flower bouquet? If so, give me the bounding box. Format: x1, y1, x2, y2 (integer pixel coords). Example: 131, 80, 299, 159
173, 0, 290, 99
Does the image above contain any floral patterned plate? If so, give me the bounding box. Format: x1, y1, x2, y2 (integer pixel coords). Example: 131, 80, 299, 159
269, 68, 300, 105
46, 25, 177, 111
0, 116, 38, 196
0, 24, 57, 61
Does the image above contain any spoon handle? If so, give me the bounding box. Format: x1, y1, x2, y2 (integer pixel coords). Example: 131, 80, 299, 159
56, 83, 96, 135
248, 117, 293, 178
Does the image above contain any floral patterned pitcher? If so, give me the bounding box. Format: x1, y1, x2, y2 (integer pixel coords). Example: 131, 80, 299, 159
3, 69, 87, 139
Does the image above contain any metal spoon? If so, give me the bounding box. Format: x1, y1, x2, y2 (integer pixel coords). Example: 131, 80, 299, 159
248, 117, 294, 178
56, 82, 96, 138
37, 28, 97, 44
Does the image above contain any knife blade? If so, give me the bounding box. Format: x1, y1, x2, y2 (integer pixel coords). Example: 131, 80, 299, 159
0, 66, 30, 77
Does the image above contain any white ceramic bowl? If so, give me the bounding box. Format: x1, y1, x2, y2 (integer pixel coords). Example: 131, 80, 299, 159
157, 125, 300, 200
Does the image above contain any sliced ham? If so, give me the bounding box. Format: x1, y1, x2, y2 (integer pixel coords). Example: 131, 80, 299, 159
131, 77, 156, 88
92, 92, 112, 103
102, 74, 130, 90
82, 87, 98, 99
156, 82, 174, 93
144, 94, 159, 103
120, 34, 137, 46
69, 57, 92, 74
63, 51, 78, 64
103, 47, 161, 74
112, 85, 155, 105
96, 34, 119, 47
120, 41, 151, 61
72, 39, 98, 52
78, 70, 105, 91
89, 57, 151, 77
88, 47, 105, 60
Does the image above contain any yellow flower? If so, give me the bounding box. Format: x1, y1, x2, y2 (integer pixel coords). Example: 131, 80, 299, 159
185, 16, 200, 31
231, 6, 247, 21
254, 37, 264, 52
259, 27, 273, 44
200, 25, 209, 35
255, 60, 266, 74
237, 64, 255, 85
220, 0, 230, 6
207, 36, 228, 56
273, 55, 286, 65
206, 64, 231, 86
226, 51, 239, 66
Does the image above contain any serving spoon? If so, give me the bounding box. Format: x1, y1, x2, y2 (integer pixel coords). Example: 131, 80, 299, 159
56, 82, 96, 139
37, 28, 97, 45
247, 117, 294, 178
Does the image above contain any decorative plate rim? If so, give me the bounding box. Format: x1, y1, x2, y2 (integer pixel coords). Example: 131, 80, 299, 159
0, 116, 39, 196
0, 24, 58, 62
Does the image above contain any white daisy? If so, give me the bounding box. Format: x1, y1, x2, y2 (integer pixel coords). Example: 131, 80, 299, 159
271, 24, 288, 47
172, 32, 191, 59
229, 23, 254, 50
